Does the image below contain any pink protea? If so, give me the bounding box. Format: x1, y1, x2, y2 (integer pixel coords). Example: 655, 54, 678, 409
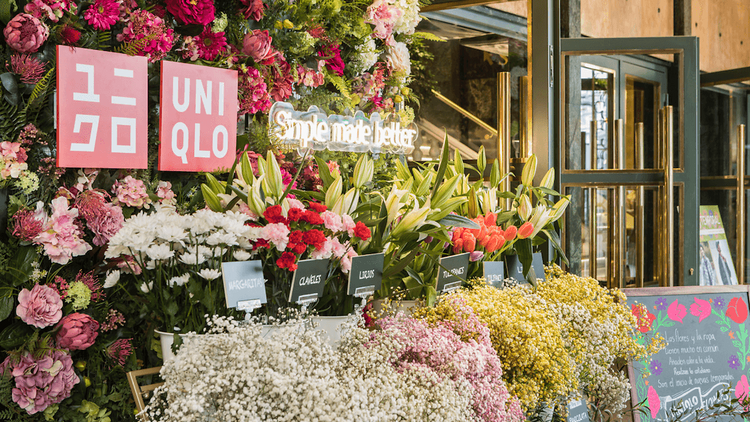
83, 0, 119, 30
11, 208, 44, 241
106, 339, 133, 366
16, 284, 63, 328
4, 14, 49, 53
56, 313, 99, 350
165, 0, 214, 26
242, 29, 276, 65
117, 9, 174, 62
8, 54, 45, 84
237, 65, 271, 115
112, 175, 151, 208
194, 27, 227, 61
1, 349, 79, 415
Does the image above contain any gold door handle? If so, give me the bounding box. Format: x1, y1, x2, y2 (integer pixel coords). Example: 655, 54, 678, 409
497, 72, 511, 209
660, 106, 674, 287
614, 119, 625, 287
635, 122, 645, 288
738, 124, 746, 284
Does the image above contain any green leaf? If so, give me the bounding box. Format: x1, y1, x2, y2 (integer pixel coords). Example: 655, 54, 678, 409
412, 31, 445, 42
515, 238, 535, 287
6, 246, 37, 286
542, 229, 569, 266
165, 302, 179, 317
0, 321, 32, 349
315, 156, 334, 188
0, 296, 13, 322
0, 0, 11, 23
425, 286, 438, 307
405, 266, 424, 285
383, 248, 421, 278
490, 159, 501, 188
721, 327, 729, 332
431, 133, 451, 200
439, 214, 480, 229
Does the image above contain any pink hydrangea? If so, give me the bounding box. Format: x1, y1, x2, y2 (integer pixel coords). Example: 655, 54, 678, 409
56, 313, 99, 350
1, 349, 79, 415
34, 197, 92, 265
16, 284, 63, 328
4, 13, 49, 53
297, 63, 325, 88
117, 9, 174, 62
112, 175, 151, 208
23, 0, 74, 22
165, 0, 214, 26
238, 65, 271, 115
259, 223, 290, 251
83, 0, 119, 30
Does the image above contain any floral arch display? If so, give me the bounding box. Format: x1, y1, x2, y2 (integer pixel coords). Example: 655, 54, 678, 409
0, 0, 670, 421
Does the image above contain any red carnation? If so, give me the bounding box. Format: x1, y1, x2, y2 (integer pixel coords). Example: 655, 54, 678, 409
253, 238, 270, 250
59, 26, 81, 45
302, 210, 324, 225
353, 221, 371, 241
308, 202, 327, 213
287, 208, 304, 222
302, 229, 326, 250
276, 251, 298, 271
263, 204, 286, 224
289, 230, 303, 244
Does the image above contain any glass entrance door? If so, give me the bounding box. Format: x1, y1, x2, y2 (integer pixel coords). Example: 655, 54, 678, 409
699, 67, 750, 284
558, 37, 700, 288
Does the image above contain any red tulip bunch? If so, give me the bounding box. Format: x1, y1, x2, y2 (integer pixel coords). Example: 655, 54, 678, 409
451, 212, 534, 255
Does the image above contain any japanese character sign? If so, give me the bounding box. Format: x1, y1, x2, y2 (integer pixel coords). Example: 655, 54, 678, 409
56, 46, 148, 169
158, 61, 238, 172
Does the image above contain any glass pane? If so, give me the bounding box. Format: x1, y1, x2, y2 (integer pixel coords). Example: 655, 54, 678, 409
623, 187, 660, 287
700, 90, 733, 177
579, 65, 614, 170
700, 189, 738, 277
625, 76, 660, 169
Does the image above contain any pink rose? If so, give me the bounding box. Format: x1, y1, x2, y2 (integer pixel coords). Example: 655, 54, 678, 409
56, 313, 99, 350
242, 30, 276, 65
16, 284, 63, 328
4, 13, 49, 53
165, 0, 214, 25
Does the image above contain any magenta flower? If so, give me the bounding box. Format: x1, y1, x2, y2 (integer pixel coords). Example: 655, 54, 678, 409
737, 375, 750, 402
647, 386, 661, 418
106, 339, 133, 366
194, 27, 227, 61
690, 297, 712, 322
56, 313, 99, 350
469, 251, 485, 262
1, 349, 79, 414
16, 284, 62, 328
319, 44, 345, 76
165, 0, 214, 25
11, 208, 44, 241
667, 299, 687, 323
8, 54, 45, 84
4, 13, 49, 53
83, 0, 119, 30
238, 65, 271, 115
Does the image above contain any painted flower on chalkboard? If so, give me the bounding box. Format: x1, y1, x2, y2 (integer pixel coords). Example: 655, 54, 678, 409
714, 296, 726, 311
690, 297, 712, 322
631, 303, 656, 333
647, 386, 661, 418
649, 359, 663, 376
727, 297, 749, 324
729, 354, 741, 370
667, 299, 687, 323
736, 375, 750, 403
655, 297, 668, 311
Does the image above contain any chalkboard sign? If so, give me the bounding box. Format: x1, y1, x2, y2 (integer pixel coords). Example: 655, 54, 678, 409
437, 253, 469, 293
624, 285, 750, 422
348, 253, 384, 298
289, 259, 330, 305
483, 261, 505, 288
506, 252, 545, 284
566, 395, 590, 422
221, 260, 267, 311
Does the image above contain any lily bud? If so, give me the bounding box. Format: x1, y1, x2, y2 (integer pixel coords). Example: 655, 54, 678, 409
325, 176, 343, 209
518, 195, 533, 221
540, 167, 555, 190
521, 154, 537, 186
549, 197, 570, 223
391, 200, 431, 237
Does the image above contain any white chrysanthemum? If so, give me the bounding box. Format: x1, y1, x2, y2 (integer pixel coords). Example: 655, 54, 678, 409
156, 225, 187, 243
233, 249, 251, 261
168, 274, 190, 287
198, 269, 221, 281
147, 243, 174, 261
140, 281, 153, 293
103, 270, 121, 288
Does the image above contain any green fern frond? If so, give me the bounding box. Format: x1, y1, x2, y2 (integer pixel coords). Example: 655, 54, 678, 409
0, 99, 26, 142
97, 30, 111, 46
27, 67, 55, 107
412, 31, 446, 43
325, 71, 352, 99
113, 34, 156, 56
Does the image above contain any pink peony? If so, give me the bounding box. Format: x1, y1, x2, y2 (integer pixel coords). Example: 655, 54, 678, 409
165, 0, 214, 25
364, 0, 402, 40
4, 14, 49, 53
242, 29, 276, 65
319, 44, 345, 77
1, 349, 79, 414
112, 175, 151, 208
83, 0, 119, 30
16, 284, 63, 328
240, 0, 265, 20
34, 197, 92, 265
56, 313, 99, 350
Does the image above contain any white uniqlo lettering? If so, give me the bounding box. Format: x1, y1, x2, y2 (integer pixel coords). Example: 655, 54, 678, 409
194, 123, 210, 158
213, 125, 228, 158
71, 115, 99, 152
111, 117, 137, 153
195, 80, 211, 115
173, 77, 190, 112
172, 122, 189, 164
111, 68, 136, 106
73, 64, 100, 103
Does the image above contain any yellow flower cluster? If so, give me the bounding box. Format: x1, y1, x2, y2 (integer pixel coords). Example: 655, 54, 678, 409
418, 282, 578, 411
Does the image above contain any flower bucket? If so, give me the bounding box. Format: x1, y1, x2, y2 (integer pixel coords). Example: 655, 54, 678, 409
310, 315, 352, 346
155, 329, 176, 362
370, 299, 421, 317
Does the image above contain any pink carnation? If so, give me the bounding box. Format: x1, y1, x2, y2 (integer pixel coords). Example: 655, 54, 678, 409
83, 0, 119, 30
112, 175, 151, 208
4, 13, 48, 53
321, 211, 344, 232
259, 223, 290, 251
16, 284, 63, 328
1, 349, 79, 415
56, 313, 99, 350
165, 0, 214, 25
342, 214, 356, 236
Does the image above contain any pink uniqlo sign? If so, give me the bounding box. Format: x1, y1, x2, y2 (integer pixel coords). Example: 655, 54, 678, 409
159, 61, 238, 172
56, 46, 148, 168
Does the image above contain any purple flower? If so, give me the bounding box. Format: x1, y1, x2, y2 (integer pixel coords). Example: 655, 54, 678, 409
649, 359, 663, 376
469, 251, 485, 262
714, 297, 726, 310
655, 297, 668, 311
729, 354, 741, 370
